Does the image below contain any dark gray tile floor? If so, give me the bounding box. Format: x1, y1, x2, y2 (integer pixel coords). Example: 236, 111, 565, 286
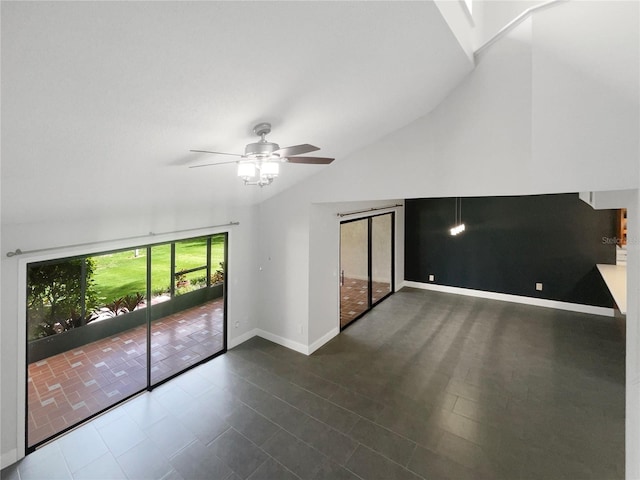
1, 288, 625, 479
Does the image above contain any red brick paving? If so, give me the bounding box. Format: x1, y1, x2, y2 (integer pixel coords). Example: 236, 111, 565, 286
340, 277, 391, 328
27, 297, 224, 447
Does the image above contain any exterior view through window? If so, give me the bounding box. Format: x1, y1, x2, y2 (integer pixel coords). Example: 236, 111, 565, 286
26, 233, 227, 450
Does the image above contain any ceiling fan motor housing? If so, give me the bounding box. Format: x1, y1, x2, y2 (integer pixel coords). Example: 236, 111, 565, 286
244, 141, 280, 158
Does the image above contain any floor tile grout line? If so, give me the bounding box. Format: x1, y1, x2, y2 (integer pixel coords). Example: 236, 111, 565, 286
230, 372, 424, 477
226, 387, 374, 475
352, 444, 428, 480
218, 425, 304, 480
233, 399, 337, 467
227, 353, 387, 430
233, 342, 481, 462
228, 347, 345, 398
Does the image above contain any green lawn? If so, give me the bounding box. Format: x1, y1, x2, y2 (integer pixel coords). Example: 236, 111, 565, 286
91, 236, 225, 304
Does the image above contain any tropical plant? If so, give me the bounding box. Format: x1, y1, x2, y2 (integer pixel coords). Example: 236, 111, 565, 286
105, 297, 127, 317
122, 292, 145, 312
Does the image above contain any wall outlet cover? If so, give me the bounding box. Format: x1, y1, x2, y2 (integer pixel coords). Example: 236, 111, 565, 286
536, 283, 543, 291
429, 275, 435, 282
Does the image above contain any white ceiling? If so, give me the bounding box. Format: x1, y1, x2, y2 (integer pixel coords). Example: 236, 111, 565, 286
1, 1, 473, 224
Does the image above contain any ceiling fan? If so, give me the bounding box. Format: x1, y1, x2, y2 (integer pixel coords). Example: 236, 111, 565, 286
190, 122, 334, 187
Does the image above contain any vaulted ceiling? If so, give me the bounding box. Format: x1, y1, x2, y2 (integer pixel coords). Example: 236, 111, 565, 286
2, 1, 473, 224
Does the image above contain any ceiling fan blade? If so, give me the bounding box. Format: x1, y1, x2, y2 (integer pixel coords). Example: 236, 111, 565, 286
273, 144, 320, 157
286, 156, 334, 165
188, 160, 239, 168
190, 149, 244, 157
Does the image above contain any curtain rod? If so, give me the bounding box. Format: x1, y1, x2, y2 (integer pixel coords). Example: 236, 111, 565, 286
337, 204, 403, 218
6, 221, 240, 258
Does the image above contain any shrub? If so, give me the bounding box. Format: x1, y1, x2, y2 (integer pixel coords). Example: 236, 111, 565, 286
211, 262, 225, 285
27, 258, 98, 340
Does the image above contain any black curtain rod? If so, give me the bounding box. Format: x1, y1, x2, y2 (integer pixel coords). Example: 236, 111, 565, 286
337, 204, 403, 218
6, 221, 240, 258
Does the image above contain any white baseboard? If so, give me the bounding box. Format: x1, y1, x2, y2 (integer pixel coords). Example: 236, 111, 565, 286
403, 281, 615, 317
228, 329, 259, 349
1, 449, 18, 470
308, 327, 339, 355
228, 326, 339, 356
254, 329, 309, 355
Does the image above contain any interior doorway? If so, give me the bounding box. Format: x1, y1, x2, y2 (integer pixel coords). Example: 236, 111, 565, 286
339, 212, 395, 329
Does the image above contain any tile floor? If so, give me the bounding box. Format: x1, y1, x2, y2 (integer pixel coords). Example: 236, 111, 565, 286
27, 298, 224, 447
340, 278, 391, 328
3, 287, 624, 479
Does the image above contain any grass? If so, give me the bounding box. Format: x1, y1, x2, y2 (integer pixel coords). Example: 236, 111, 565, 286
91, 236, 225, 304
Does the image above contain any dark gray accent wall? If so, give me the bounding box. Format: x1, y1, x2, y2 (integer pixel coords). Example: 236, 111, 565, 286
404, 194, 617, 308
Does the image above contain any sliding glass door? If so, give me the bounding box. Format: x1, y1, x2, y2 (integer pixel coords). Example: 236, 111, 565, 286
26, 234, 227, 451
150, 235, 227, 384
340, 212, 394, 329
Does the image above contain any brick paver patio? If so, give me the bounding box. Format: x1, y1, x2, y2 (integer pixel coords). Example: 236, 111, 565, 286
340, 277, 391, 328
27, 297, 224, 447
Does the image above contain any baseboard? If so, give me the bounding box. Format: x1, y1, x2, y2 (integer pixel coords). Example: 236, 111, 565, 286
228, 328, 259, 349
1, 449, 18, 470
403, 281, 615, 317
254, 329, 309, 355
308, 327, 339, 355
395, 281, 407, 292
228, 326, 339, 356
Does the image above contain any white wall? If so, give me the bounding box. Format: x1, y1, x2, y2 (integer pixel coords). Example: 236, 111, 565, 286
0, 204, 258, 467
434, 0, 475, 60
254, 184, 311, 352
474, 0, 541, 48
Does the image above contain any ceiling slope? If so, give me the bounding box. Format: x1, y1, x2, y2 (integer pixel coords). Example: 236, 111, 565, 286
1, 1, 473, 224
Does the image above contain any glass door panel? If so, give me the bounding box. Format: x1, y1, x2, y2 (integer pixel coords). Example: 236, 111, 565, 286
340, 219, 370, 328
371, 214, 393, 304
26, 252, 148, 449
150, 235, 226, 385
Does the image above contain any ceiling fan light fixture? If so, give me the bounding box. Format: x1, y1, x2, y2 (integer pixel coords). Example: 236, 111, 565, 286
260, 161, 279, 178
237, 162, 256, 180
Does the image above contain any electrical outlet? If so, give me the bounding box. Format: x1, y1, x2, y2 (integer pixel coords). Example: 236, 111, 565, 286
429, 274, 435, 282
536, 283, 543, 291
234, 321, 240, 328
